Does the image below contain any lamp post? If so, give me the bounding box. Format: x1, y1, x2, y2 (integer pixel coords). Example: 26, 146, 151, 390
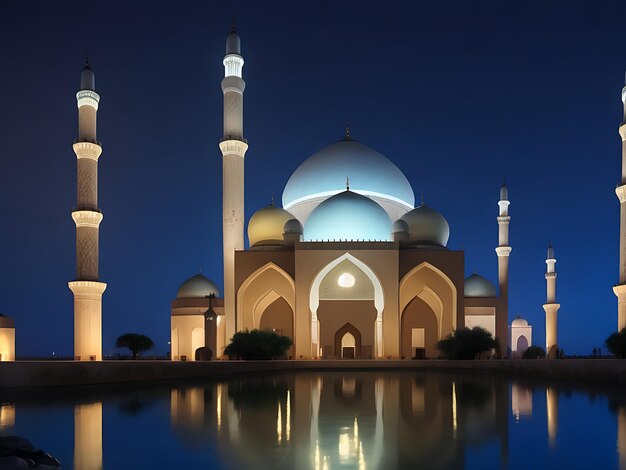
204, 294, 217, 360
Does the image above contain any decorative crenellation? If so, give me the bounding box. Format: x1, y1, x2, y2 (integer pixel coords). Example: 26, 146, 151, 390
76, 90, 100, 110
219, 139, 249, 157
73, 142, 102, 161
497, 215, 511, 224
68, 280, 107, 297
72, 210, 103, 228
545, 272, 557, 279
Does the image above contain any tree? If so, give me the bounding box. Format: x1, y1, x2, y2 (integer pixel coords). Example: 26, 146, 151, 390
605, 328, 626, 358
436, 327, 498, 360
522, 345, 546, 359
224, 329, 292, 360
115, 333, 154, 359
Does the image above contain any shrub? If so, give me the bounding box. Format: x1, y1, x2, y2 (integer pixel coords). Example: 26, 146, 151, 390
605, 328, 626, 358
224, 329, 292, 360
436, 327, 498, 360
522, 345, 546, 359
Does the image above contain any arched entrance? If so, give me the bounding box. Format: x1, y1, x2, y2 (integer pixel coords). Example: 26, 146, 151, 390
310, 253, 384, 359
237, 263, 296, 354
334, 323, 362, 359
516, 335, 528, 354
401, 297, 439, 358
260, 296, 294, 358
399, 262, 457, 359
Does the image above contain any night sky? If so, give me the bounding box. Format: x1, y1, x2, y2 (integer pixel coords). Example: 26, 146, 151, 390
1, 0, 625, 357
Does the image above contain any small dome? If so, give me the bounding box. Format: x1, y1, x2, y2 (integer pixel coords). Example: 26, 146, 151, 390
283, 218, 303, 235
464, 273, 496, 297
248, 204, 295, 247
401, 204, 450, 247
80, 64, 95, 91
392, 219, 409, 233
226, 31, 241, 55
177, 274, 220, 299
304, 190, 391, 241
511, 316, 529, 327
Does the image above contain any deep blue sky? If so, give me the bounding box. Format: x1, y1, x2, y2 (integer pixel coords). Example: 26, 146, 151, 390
1, 0, 625, 356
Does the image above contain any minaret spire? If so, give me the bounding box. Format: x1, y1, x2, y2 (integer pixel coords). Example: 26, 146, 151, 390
614, 78, 626, 331
68, 59, 107, 361
495, 180, 511, 357
219, 25, 248, 347
543, 243, 560, 358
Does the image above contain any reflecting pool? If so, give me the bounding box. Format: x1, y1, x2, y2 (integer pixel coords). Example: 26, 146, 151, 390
0, 371, 624, 469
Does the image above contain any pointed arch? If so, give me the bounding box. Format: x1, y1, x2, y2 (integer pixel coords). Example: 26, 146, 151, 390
308, 253, 385, 358
399, 262, 457, 333
309, 252, 384, 318
334, 322, 362, 359
237, 263, 295, 332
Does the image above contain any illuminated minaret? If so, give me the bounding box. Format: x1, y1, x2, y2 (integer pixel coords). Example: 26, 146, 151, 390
68, 60, 106, 361
614, 77, 626, 332
543, 243, 560, 359
495, 182, 511, 354
219, 25, 248, 344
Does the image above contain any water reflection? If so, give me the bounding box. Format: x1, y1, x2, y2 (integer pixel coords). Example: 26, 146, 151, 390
546, 387, 558, 449
511, 383, 533, 420
74, 402, 102, 470
0, 404, 15, 430
169, 372, 510, 468
2, 372, 626, 468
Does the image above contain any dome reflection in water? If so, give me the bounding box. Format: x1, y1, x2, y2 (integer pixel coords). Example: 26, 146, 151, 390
1, 372, 626, 468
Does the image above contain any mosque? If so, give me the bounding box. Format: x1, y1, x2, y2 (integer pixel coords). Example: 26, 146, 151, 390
168, 27, 549, 362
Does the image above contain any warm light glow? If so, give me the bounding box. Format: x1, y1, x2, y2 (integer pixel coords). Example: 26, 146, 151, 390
338, 272, 356, 288
217, 384, 222, 431
0, 405, 15, 428
277, 402, 282, 444
452, 382, 457, 436
286, 390, 291, 442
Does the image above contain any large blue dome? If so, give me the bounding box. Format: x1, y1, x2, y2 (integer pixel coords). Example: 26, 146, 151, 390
304, 190, 391, 241
282, 140, 415, 223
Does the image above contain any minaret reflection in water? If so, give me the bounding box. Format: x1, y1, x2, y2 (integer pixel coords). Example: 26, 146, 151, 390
169, 372, 511, 468
74, 402, 103, 470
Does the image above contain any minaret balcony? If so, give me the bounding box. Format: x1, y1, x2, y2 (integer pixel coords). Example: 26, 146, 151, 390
73, 141, 102, 160
71, 210, 103, 228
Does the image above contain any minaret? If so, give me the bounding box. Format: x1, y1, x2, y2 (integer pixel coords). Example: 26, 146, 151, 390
614, 77, 626, 332
543, 243, 560, 359
495, 182, 511, 355
68, 60, 107, 361
219, 25, 248, 344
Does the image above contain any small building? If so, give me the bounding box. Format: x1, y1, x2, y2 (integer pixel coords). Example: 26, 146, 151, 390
170, 275, 225, 361
0, 314, 15, 361
509, 316, 532, 359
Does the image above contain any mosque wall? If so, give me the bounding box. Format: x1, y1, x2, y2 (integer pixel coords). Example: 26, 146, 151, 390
294, 245, 400, 359
317, 300, 377, 358
235, 250, 295, 287
398, 249, 464, 331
